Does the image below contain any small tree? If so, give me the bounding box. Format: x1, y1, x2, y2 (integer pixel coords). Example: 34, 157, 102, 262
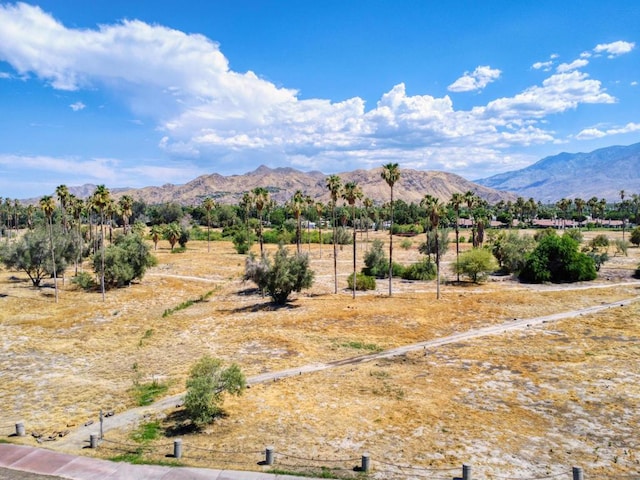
630, 226, 640, 247
454, 248, 498, 283
362, 239, 388, 278
184, 356, 245, 427
244, 245, 314, 304
490, 231, 536, 274
92, 233, 157, 288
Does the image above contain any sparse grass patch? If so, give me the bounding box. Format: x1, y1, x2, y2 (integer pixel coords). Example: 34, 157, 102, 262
162, 290, 214, 317
341, 341, 383, 352
131, 420, 162, 443
132, 379, 169, 406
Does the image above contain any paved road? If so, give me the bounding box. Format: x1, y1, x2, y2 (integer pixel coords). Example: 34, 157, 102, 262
48, 295, 638, 452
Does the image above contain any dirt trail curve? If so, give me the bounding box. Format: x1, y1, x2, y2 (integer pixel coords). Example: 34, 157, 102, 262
50, 295, 639, 452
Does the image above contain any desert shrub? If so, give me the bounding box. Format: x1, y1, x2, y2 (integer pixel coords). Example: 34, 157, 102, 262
392, 224, 424, 235
184, 356, 245, 427
72, 271, 96, 290
400, 238, 412, 250
563, 229, 583, 243
454, 248, 498, 283
630, 227, 640, 247
401, 258, 436, 281
418, 229, 450, 259
534, 227, 557, 241
347, 272, 376, 290
459, 236, 466, 243
519, 234, 596, 283
586, 251, 609, 271
93, 233, 157, 288
589, 234, 610, 249
232, 229, 253, 254
178, 227, 190, 248
490, 231, 536, 274
244, 245, 314, 304
334, 226, 352, 245
363, 239, 388, 278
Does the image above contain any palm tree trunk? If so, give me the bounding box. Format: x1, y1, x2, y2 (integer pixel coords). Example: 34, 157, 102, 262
48, 217, 59, 303
100, 212, 106, 302
388, 190, 394, 297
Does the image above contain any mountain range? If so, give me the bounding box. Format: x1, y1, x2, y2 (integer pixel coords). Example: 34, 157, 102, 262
475, 142, 640, 202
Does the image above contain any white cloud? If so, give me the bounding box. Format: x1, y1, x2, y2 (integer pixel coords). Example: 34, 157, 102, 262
593, 40, 635, 58
0, 71, 10, 79
447, 65, 501, 92
69, 101, 85, 111
556, 58, 589, 73
576, 122, 640, 139
532, 60, 554, 71
631, 81, 638, 86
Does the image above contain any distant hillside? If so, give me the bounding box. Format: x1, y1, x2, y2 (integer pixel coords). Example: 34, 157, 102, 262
475, 142, 640, 202
108, 166, 515, 206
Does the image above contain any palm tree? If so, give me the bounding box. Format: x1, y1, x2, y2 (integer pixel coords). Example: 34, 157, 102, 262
422, 195, 446, 299
381, 163, 400, 297
574, 197, 586, 230
305, 194, 314, 253
164, 222, 181, 251
67, 194, 84, 275
150, 225, 163, 251
92, 185, 111, 301
342, 181, 363, 299
289, 190, 306, 254
449, 192, 465, 282
326, 175, 342, 294
363, 197, 373, 250
252, 187, 270, 256
619, 190, 627, 240
119, 195, 134, 235
39, 195, 58, 303
55, 184, 70, 233
315, 201, 324, 258
464, 191, 478, 246
202, 197, 216, 252
26, 204, 35, 230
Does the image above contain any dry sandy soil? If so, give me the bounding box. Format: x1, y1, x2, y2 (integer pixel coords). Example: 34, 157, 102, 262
1, 229, 639, 479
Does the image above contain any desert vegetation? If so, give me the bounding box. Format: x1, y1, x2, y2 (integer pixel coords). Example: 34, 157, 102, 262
0, 182, 639, 478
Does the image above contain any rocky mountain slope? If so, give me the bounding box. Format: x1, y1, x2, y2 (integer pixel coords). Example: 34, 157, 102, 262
476, 142, 640, 202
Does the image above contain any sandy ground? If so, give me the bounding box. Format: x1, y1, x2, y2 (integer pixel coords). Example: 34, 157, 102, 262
1, 229, 639, 479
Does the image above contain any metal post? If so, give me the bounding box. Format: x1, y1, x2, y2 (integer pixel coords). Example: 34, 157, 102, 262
15, 422, 25, 437
265, 446, 274, 466
462, 464, 472, 480
361, 453, 370, 472
572, 467, 583, 480
174, 439, 182, 459
99, 409, 104, 440
90, 434, 98, 449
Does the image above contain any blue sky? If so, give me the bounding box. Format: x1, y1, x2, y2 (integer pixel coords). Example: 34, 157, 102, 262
0, 1, 638, 198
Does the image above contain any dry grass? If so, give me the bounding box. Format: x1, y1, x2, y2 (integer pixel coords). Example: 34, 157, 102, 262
1, 229, 639, 478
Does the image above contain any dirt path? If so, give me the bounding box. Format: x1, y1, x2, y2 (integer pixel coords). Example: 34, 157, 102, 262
48, 294, 638, 453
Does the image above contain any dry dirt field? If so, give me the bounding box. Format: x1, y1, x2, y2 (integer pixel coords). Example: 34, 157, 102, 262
1, 229, 639, 479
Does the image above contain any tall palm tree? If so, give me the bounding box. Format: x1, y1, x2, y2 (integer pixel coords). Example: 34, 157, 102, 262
92, 185, 111, 301
150, 225, 163, 251
464, 191, 477, 246
55, 185, 70, 233
39, 195, 58, 303
305, 194, 314, 253
67, 194, 84, 275
119, 195, 134, 235
342, 181, 363, 299
26, 204, 35, 230
574, 197, 586, 230
326, 175, 342, 294
202, 197, 216, 252
556, 198, 571, 229
252, 187, 270, 256
315, 201, 324, 258
422, 195, 446, 300
362, 197, 373, 250
289, 190, 306, 254
381, 163, 400, 297
449, 192, 465, 282
619, 190, 627, 240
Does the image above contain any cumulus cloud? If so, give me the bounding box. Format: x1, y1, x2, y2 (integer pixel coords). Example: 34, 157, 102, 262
576, 122, 640, 139
556, 58, 589, 73
0, 3, 630, 193
448, 65, 501, 92
532, 60, 554, 71
593, 40, 635, 58
69, 101, 85, 111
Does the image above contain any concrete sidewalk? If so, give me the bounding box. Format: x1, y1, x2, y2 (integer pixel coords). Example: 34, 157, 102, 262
0, 444, 321, 480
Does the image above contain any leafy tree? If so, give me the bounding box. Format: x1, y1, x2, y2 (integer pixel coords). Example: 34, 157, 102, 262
232, 227, 253, 254
490, 231, 536, 274
401, 258, 436, 281
630, 226, 640, 247
362, 239, 388, 278
184, 356, 246, 428
347, 272, 376, 291
244, 245, 314, 304
454, 248, 498, 283
92, 233, 157, 288
0, 226, 76, 287
519, 233, 596, 283
381, 163, 400, 296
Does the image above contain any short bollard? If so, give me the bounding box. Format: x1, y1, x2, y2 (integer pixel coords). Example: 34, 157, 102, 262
265, 446, 274, 466
173, 439, 182, 459
572, 466, 584, 480
15, 422, 25, 437
361, 453, 370, 472
462, 464, 472, 480
89, 434, 98, 449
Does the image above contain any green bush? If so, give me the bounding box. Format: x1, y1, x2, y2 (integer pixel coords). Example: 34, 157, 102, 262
490, 231, 536, 274
563, 229, 583, 243
184, 356, 245, 427
347, 272, 376, 290
589, 234, 610, 249
93, 233, 157, 288
519, 234, 596, 283
454, 248, 498, 283
232, 229, 253, 254
630, 227, 640, 247
72, 271, 96, 290
362, 239, 388, 278
401, 258, 436, 281
400, 238, 413, 250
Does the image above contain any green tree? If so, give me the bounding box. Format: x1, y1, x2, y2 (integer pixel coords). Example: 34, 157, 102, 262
92, 233, 157, 288
362, 239, 388, 278
119, 195, 134, 235
454, 248, 498, 283
449, 192, 465, 282
149, 224, 163, 250
326, 174, 342, 294
164, 222, 181, 251
342, 181, 363, 299
39, 195, 59, 302
184, 356, 246, 428
381, 162, 400, 296
519, 233, 596, 283
202, 197, 216, 252
630, 226, 640, 247
421, 194, 446, 299
244, 245, 314, 305
92, 185, 112, 301
252, 187, 270, 256
490, 231, 536, 274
